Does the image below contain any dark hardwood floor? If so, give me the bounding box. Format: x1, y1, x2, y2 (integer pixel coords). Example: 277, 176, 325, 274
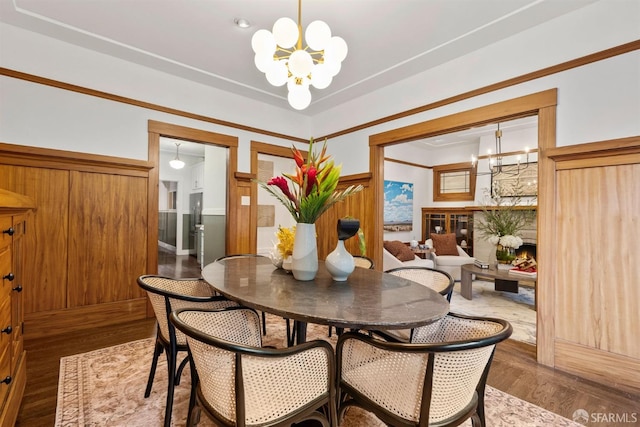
158, 245, 202, 277
16, 248, 639, 426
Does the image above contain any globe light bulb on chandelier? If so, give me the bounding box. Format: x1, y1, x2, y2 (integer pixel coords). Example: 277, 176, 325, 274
251, 0, 347, 110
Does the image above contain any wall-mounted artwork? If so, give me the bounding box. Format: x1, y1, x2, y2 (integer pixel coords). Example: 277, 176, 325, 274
257, 205, 275, 227
256, 159, 276, 227
383, 180, 414, 232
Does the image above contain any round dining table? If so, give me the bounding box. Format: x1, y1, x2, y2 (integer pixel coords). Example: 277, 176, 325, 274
201, 256, 449, 345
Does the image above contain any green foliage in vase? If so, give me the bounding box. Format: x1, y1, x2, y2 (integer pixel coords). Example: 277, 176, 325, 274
475, 184, 536, 241
496, 245, 517, 262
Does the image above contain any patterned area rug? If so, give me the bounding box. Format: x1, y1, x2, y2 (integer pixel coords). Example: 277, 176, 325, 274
55, 314, 579, 427
450, 280, 536, 345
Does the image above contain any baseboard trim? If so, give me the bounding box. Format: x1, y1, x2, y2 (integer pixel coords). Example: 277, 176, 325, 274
24, 299, 149, 339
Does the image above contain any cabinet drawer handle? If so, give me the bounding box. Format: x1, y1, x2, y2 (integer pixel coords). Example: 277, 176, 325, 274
1, 376, 11, 385
2, 227, 14, 236
12, 285, 22, 292
3, 273, 14, 282
1, 326, 11, 335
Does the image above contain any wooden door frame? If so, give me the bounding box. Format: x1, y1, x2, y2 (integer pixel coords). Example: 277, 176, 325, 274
369, 89, 557, 365
147, 120, 239, 275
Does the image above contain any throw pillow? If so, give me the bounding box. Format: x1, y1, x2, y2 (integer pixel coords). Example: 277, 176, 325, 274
430, 233, 459, 256
383, 240, 416, 262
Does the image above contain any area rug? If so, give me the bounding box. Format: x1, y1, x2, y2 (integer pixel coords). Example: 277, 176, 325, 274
55, 314, 579, 426
450, 280, 536, 345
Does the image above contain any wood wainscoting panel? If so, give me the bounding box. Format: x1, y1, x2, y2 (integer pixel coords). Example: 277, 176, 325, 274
315, 174, 372, 261
0, 165, 70, 314
67, 171, 148, 307
24, 299, 148, 339
1, 142, 153, 338
550, 139, 640, 391
555, 340, 640, 393
555, 164, 639, 357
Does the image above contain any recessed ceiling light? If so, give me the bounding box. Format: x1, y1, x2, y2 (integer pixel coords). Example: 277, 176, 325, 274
234, 18, 251, 29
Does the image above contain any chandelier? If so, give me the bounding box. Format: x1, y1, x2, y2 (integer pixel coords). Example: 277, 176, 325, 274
169, 143, 185, 169
251, 0, 348, 110
471, 123, 531, 178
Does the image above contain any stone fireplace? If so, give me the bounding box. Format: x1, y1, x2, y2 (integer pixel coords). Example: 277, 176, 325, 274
472, 210, 537, 263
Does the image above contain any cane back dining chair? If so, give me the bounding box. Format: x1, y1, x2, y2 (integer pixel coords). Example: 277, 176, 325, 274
374, 266, 454, 342
385, 266, 454, 301
215, 254, 297, 346
353, 255, 375, 270
137, 275, 238, 427
170, 306, 338, 427
336, 313, 512, 427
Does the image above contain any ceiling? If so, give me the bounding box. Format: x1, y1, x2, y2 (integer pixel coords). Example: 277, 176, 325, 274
1, 0, 598, 116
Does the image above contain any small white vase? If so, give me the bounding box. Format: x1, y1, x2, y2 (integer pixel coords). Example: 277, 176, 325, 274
282, 255, 292, 272
325, 240, 355, 282
291, 223, 318, 281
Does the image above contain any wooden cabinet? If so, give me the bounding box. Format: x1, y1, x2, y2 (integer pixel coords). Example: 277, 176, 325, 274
191, 162, 204, 190
0, 189, 34, 427
421, 208, 473, 256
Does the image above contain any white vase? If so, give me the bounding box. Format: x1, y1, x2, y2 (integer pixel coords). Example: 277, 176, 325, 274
291, 223, 318, 281
282, 255, 292, 272
325, 240, 355, 282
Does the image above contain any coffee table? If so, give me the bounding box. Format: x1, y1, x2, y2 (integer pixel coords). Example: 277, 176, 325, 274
460, 263, 536, 302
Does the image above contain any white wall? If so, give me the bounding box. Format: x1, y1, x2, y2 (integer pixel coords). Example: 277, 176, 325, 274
202, 145, 227, 214
0, 22, 310, 166
314, 0, 640, 137
2, 0, 638, 168
256, 154, 298, 255
323, 0, 639, 177
1, 0, 638, 253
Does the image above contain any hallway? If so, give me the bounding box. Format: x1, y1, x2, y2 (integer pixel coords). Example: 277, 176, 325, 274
158, 246, 201, 278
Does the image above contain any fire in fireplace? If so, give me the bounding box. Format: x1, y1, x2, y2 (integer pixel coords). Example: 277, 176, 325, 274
516, 243, 537, 260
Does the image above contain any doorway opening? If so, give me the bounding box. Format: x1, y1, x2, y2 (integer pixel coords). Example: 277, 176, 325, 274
370, 89, 557, 353
158, 137, 227, 270
149, 121, 238, 278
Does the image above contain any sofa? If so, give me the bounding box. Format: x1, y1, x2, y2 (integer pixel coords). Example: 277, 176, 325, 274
426, 236, 475, 281
382, 240, 434, 271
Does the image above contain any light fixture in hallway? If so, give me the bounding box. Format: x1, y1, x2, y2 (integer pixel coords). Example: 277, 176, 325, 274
169, 143, 185, 169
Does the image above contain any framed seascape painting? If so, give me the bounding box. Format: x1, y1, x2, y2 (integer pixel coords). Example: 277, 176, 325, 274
383, 180, 414, 232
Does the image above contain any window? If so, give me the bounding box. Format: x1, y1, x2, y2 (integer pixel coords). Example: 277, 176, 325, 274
433, 162, 476, 201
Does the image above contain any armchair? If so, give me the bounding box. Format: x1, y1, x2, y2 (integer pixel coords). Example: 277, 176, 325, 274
426, 237, 475, 281
382, 240, 434, 271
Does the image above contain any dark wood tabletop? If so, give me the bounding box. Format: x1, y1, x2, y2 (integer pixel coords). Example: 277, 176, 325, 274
201, 256, 449, 344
